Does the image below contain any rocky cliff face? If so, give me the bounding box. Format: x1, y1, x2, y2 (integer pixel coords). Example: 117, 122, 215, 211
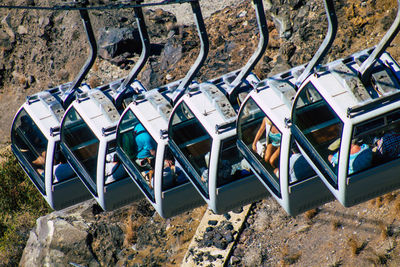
2, 0, 400, 265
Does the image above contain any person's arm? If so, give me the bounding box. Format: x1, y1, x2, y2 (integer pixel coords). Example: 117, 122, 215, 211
252, 118, 267, 151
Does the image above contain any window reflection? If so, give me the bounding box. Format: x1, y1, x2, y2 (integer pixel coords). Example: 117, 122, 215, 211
288, 140, 316, 184
104, 140, 127, 184
217, 137, 252, 188
12, 109, 48, 193
237, 98, 281, 192
162, 147, 188, 191
170, 102, 211, 194
293, 82, 343, 185
117, 110, 156, 197
62, 107, 99, 194
53, 144, 75, 183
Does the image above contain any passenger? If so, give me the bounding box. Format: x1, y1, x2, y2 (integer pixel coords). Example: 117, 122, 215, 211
374, 131, 400, 160
53, 153, 75, 182
162, 150, 177, 190
200, 152, 232, 183
133, 123, 156, 187
289, 146, 316, 183
328, 138, 372, 175
133, 123, 156, 168
105, 153, 126, 184
252, 117, 281, 170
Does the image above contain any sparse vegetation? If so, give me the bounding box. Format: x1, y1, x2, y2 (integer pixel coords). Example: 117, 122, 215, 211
0, 148, 50, 265
280, 245, 301, 266
347, 235, 368, 257
304, 208, 318, 220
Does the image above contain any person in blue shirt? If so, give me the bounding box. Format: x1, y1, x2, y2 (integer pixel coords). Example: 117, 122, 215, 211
328, 138, 372, 175
289, 145, 316, 183
133, 123, 156, 187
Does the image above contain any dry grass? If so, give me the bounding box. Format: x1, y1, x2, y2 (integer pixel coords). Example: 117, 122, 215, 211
123, 207, 144, 247
331, 220, 342, 231
304, 208, 318, 220
347, 235, 368, 256
280, 245, 301, 266
88, 76, 101, 88
242, 243, 262, 266
389, 196, 400, 221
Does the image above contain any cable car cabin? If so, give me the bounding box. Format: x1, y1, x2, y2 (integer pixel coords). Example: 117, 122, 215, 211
290, 48, 400, 207
116, 81, 205, 218
60, 79, 146, 211
236, 66, 334, 216
11, 83, 92, 210
168, 71, 268, 214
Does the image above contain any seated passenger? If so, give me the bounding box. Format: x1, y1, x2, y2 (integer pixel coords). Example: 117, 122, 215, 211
328, 138, 372, 175
200, 152, 234, 184
53, 153, 75, 182
133, 123, 156, 167
289, 146, 316, 183
105, 153, 127, 184
252, 117, 281, 170
374, 132, 400, 160
133, 123, 156, 187
162, 150, 177, 190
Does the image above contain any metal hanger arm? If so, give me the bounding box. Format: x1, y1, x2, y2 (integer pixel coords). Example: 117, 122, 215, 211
295, 0, 337, 88
114, 3, 151, 107
359, 0, 400, 83
228, 0, 269, 95
171, 0, 210, 105
62, 3, 97, 107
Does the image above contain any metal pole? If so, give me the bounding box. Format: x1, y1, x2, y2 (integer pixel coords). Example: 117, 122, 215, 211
114, 1, 151, 108
359, 0, 400, 84
62, 1, 97, 107
295, 0, 337, 88
228, 0, 269, 95
171, 0, 209, 105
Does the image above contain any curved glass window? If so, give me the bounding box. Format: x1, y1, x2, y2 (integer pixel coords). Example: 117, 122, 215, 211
217, 136, 253, 188
237, 98, 281, 193
61, 107, 99, 194
11, 109, 48, 194
170, 102, 211, 195
293, 82, 343, 186
349, 110, 400, 176
117, 110, 156, 199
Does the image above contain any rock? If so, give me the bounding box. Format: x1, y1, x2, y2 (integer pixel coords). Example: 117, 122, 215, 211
19, 201, 96, 266
17, 25, 28, 35
98, 28, 141, 60
1, 15, 15, 42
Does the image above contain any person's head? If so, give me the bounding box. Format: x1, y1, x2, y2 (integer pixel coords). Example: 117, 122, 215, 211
291, 143, 300, 154
351, 137, 363, 147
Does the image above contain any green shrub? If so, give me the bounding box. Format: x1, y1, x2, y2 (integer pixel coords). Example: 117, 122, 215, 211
0, 148, 50, 265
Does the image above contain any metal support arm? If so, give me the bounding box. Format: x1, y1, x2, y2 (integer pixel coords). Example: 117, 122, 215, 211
359, 0, 400, 84
295, 0, 337, 88
227, 0, 269, 96
171, 0, 210, 105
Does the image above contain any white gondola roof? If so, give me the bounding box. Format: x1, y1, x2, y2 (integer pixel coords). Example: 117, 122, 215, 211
180, 83, 236, 136
129, 89, 172, 139
72, 89, 120, 138
249, 65, 304, 128
306, 49, 400, 118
